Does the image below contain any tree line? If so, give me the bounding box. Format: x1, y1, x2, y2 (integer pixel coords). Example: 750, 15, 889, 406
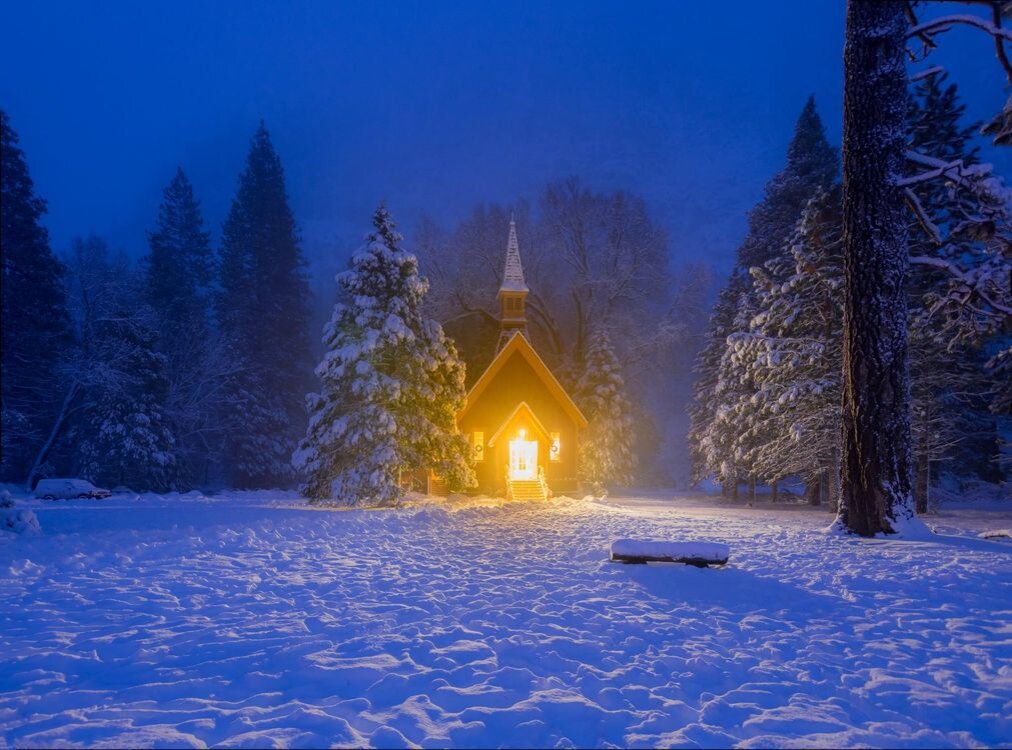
2, 117, 313, 491
690, 10, 1011, 525
2, 115, 673, 498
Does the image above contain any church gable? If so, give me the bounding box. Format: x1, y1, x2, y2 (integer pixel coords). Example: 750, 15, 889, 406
460, 332, 587, 430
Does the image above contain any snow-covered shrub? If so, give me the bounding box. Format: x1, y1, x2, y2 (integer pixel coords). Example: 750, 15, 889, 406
1, 490, 40, 535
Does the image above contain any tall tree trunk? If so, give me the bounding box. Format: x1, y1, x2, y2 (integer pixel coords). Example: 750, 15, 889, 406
771, 480, 779, 504
828, 446, 840, 514
748, 475, 757, 506
915, 449, 929, 515
837, 0, 915, 536
807, 474, 820, 506
731, 474, 739, 502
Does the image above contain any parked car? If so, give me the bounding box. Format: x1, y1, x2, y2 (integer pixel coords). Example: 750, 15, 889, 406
34, 478, 112, 500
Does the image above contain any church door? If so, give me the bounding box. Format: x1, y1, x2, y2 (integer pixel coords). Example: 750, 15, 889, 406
508, 438, 538, 480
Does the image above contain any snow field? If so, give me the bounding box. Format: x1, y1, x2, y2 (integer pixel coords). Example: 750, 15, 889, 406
0, 492, 1010, 748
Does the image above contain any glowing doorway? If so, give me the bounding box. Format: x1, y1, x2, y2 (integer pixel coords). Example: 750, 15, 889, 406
508, 436, 538, 480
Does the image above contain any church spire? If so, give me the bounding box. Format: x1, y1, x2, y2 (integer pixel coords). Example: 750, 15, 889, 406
496, 216, 529, 351
499, 215, 529, 295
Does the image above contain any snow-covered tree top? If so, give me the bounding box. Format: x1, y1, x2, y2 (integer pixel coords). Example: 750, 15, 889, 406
498, 218, 529, 294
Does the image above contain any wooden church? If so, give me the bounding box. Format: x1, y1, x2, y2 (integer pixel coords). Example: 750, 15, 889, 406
454, 219, 587, 500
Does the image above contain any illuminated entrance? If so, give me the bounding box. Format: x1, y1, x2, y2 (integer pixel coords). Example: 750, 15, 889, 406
508, 430, 538, 480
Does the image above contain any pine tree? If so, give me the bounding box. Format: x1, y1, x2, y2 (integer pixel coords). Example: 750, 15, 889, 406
706, 290, 762, 501
146, 167, 213, 347
217, 122, 312, 488
144, 168, 217, 486
688, 274, 746, 490
293, 206, 475, 505
905, 72, 1008, 492
65, 238, 178, 490
0, 111, 74, 483
575, 328, 637, 495
690, 97, 837, 492
734, 188, 844, 505
738, 96, 839, 270
77, 291, 178, 491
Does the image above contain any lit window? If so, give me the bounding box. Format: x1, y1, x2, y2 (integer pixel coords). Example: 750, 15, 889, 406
550, 432, 561, 461
473, 431, 484, 462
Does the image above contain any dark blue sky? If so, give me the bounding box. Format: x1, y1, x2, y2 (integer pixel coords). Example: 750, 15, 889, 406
2, 1, 1008, 282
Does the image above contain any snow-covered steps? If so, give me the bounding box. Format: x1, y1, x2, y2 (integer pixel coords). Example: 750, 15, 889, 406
610, 539, 730, 567
508, 479, 548, 502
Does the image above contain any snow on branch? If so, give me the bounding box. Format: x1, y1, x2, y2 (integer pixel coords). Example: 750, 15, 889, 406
907, 7, 1012, 84
910, 254, 1012, 317
907, 13, 1012, 44
904, 187, 943, 245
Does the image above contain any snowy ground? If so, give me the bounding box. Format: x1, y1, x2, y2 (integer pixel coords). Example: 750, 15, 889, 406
1, 490, 1010, 748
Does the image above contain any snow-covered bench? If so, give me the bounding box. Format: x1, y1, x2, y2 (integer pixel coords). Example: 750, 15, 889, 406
610, 539, 729, 567
979, 529, 1011, 540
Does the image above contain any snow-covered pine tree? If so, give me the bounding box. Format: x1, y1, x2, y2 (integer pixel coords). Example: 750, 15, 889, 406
68, 238, 178, 491
575, 327, 636, 494
707, 290, 762, 504
905, 72, 1009, 502
690, 97, 837, 494
77, 302, 178, 491
733, 187, 844, 507
217, 122, 313, 488
0, 111, 74, 484
689, 275, 746, 494
293, 206, 475, 505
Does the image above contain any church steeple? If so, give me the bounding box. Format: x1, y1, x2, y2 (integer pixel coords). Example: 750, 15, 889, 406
496, 216, 529, 351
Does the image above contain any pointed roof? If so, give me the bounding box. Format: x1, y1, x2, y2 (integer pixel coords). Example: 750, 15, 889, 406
497, 217, 529, 296
487, 402, 553, 447
460, 331, 588, 429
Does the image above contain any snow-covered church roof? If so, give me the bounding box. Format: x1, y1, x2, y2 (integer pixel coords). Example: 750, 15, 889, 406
498, 218, 529, 295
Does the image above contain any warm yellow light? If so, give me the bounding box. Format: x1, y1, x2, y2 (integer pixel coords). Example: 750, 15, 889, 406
518, 428, 526, 439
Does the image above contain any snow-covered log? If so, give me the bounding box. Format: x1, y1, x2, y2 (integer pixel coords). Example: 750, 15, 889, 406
609, 539, 729, 567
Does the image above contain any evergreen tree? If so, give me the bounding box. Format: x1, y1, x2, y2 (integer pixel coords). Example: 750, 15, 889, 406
217, 122, 312, 488
0, 111, 73, 483
575, 327, 637, 495
65, 237, 178, 490
146, 167, 213, 347
144, 168, 218, 486
705, 289, 761, 501
688, 275, 745, 490
905, 72, 1007, 491
738, 96, 839, 270
732, 188, 844, 505
690, 97, 837, 491
77, 292, 178, 491
293, 206, 475, 504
